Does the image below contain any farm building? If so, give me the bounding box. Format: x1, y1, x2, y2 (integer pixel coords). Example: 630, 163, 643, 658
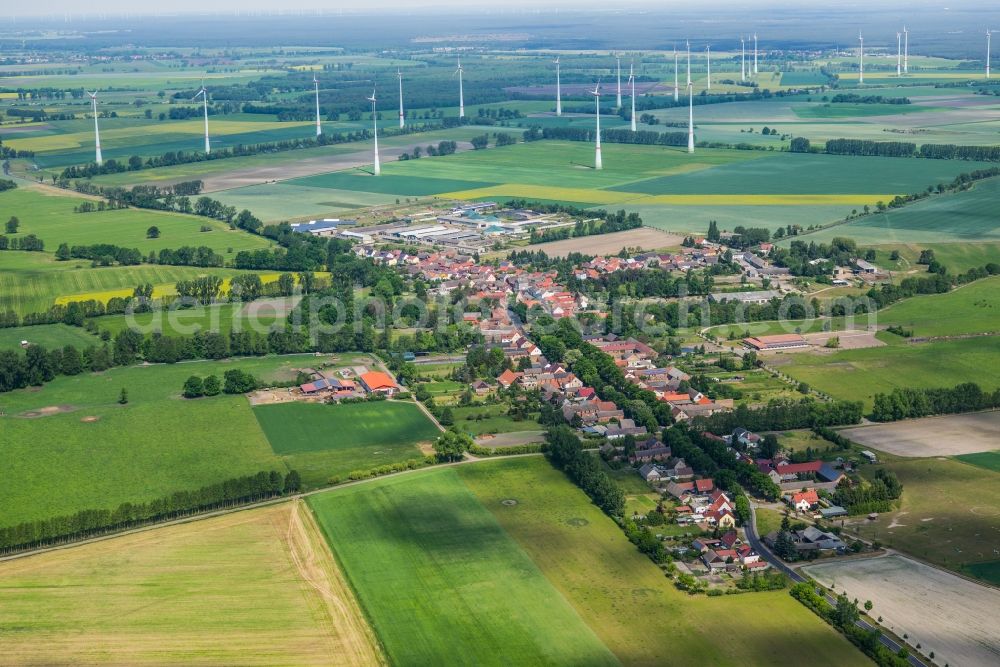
359, 371, 399, 396
709, 290, 782, 305
743, 333, 809, 351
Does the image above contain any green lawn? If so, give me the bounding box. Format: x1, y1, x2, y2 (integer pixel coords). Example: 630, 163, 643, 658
777, 336, 1000, 410
0, 186, 272, 254
307, 467, 618, 666
0, 354, 331, 527
0, 323, 100, 351
846, 457, 1000, 584
457, 458, 868, 666
253, 401, 438, 486
450, 402, 540, 436
755, 508, 787, 538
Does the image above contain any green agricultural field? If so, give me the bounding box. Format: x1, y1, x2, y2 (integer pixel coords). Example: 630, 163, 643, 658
0, 250, 267, 315
801, 177, 1000, 245
614, 152, 993, 196
0, 503, 384, 666
307, 467, 619, 666
0, 323, 100, 351
955, 451, 1000, 473
93, 301, 287, 338
457, 458, 867, 665
0, 186, 272, 254
847, 457, 1000, 584
0, 354, 333, 527
877, 276, 1000, 337
776, 336, 1000, 410
253, 401, 438, 486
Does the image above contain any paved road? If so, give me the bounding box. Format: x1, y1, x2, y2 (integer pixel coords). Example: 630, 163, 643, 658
746, 504, 927, 667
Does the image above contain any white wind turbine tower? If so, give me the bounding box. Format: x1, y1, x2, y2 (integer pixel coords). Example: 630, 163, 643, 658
987, 30, 992, 79
628, 62, 637, 131
896, 32, 902, 76
554, 56, 562, 116
705, 45, 711, 91
673, 47, 680, 102
753, 33, 759, 74
193, 82, 210, 153
87, 90, 102, 165
740, 35, 746, 81
313, 75, 322, 136
397, 69, 405, 129
858, 32, 864, 85
686, 40, 692, 86
687, 79, 695, 154
591, 81, 603, 170
455, 56, 465, 118
367, 86, 380, 176
616, 53, 623, 107
903, 26, 909, 74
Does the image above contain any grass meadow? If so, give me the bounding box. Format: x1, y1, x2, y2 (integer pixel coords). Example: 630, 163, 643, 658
0, 354, 334, 527
877, 275, 1000, 337
0, 186, 273, 254
253, 401, 439, 486
847, 457, 1000, 585
955, 451, 1000, 473
0, 503, 384, 666
776, 336, 1000, 410
0, 323, 100, 351
307, 467, 618, 666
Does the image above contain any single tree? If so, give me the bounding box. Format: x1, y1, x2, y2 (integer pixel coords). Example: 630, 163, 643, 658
118, 387, 129, 404
5, 216, 19, 234
146, 225, 160, 239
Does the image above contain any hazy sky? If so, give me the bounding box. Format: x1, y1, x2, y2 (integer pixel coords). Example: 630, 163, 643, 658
3, 0, 962, 20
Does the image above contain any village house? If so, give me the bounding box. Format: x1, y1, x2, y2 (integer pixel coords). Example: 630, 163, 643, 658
787, 490, 820, 512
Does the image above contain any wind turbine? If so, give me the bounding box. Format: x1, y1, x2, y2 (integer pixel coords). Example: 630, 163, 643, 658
615, 53, 622, 108
397, 69, 405, 129
367, 85, 380, 176
687, 79, 695, 154
455, 56, 465, 118
903, 26, 909, 74
554, 56, 562, 116
87, 90, 102, 165
591, 81, 602, 170
313, 75, 322, 136
193, 82, 210, 154
705, 45, 711, 91
686, 40, 692, 86
753, 33, 759, 74
988, 30, 993, 79
858, 32, 864, 85
896, 32, 902, 76
628, 62, 637, 131
673, 46, 680, 102
740, 35, 746, 81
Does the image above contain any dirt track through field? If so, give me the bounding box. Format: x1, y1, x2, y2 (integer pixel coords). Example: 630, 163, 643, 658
840, 411, 1000, 457
804, 555, 1000, 667
285, 501, 386, 666
200, 141, 474, 192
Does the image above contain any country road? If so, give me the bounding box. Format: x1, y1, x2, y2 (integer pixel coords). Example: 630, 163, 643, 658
745, 503, 928, 667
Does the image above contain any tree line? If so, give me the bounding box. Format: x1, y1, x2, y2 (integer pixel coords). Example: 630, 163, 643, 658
824, 138, 1000, 161
0, 469, 302, 554
544, 425, 625, 515
871, 382, 1000, 422
693, 398, 864, 433
54, 242, 224, 268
